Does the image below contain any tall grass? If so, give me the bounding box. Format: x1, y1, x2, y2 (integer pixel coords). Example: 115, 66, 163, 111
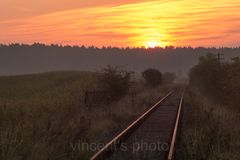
0, 71, 99, 160
176, 89, 240, 160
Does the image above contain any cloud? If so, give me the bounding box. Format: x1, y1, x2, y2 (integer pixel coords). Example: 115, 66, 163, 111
0, 0, 240, 47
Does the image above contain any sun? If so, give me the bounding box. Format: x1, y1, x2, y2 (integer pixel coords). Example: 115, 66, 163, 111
145, 41, 160, 48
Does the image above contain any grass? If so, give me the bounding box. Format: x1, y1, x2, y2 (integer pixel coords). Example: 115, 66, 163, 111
0, 71, 99, 160
176, 88, 240, 160
0, 71, 172, 160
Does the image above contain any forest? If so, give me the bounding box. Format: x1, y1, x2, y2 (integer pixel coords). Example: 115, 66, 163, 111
1, 43, 240, 76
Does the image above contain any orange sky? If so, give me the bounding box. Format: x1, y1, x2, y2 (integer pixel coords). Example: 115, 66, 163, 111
1, 0, 240, 47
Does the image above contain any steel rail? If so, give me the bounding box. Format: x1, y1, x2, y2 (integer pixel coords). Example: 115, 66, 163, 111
90, 91, 174, 160
167, 92, 184, 160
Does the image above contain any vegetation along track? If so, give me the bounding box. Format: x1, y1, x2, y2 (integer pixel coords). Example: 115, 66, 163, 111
90, 90, 184, 160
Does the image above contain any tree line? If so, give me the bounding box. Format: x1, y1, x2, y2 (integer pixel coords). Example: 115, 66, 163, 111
1, 43, 240, 54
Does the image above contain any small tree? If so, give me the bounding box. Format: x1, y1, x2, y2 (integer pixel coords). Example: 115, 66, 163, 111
99, 65, 132, 99
142, 69, 162, 87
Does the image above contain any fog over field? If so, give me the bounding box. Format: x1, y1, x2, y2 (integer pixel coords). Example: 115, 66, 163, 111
0, 44, 239, 76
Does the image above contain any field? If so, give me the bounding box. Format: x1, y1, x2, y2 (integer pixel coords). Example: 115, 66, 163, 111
0, 71, 172, 160
1, 66, 239, 160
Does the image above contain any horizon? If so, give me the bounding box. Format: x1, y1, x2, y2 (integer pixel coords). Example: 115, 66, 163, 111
1, 0, 240, 47
1, 43, 240, 49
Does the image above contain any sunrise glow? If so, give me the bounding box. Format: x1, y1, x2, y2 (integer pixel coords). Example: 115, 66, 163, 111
145, 41, 160, 48
0, 0, 240, 47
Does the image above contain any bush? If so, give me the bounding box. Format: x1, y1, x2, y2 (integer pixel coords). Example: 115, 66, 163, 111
189, 53, 222, 98
189, 54, 240, 109
221, 57, 240, 107
189, 54, 220, 83
142, 69, 162, 87
99, 65, 132, 99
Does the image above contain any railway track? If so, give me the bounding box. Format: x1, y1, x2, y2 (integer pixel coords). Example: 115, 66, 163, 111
90, 91, 184, 160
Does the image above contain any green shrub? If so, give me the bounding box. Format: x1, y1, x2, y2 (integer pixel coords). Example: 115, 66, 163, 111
99, 65, 133, 99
